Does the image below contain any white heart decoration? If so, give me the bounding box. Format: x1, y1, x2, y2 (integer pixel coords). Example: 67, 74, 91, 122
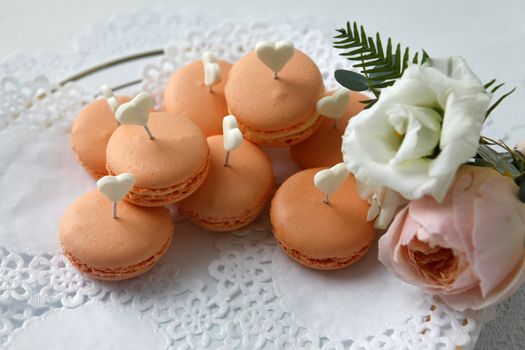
100, 84, 119, 113
316, 88, 350, 120
100, 84, 114, 98
223, 115, 243, 152
314, 163, 350, 195
115, 92, 153, 126
202, 51, 218, 65
204, 62, 222, 87
255, 41, 295, 74
202, 51, 222, 88
96, 173, 136, 202
106, 96, 119, 114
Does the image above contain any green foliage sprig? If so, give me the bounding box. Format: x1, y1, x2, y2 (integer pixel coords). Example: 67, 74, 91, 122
477, 136, 525, 202
483, 79, 516, 119
333, 21, 516, 113
333, 21, 429, 107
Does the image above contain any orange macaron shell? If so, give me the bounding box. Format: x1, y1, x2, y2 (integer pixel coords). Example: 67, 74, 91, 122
270, 168, 375, 270
106, 112, 210, 206
60, 190, 173, 281
225, 49, 324, 146
290, 91, 368, 169
163, 59, 232, 136
178, 135, 274, 231
71, 96, 131, 179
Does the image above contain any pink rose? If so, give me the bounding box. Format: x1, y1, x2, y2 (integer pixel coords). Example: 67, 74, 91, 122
378, 166, 525, 311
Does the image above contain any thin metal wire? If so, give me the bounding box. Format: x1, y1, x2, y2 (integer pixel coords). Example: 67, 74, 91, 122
94, 79, 143, 97
58, 49, 163, 86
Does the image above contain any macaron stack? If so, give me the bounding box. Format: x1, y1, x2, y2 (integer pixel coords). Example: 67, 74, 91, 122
62, 41, 374, 281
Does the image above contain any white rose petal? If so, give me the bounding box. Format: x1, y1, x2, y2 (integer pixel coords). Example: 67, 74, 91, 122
356, 181, 409, 229
387, 104, 442, 165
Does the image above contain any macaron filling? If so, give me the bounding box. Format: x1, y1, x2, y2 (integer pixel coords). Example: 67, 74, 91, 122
235, 109, 322, 146
107, 154, 210, 206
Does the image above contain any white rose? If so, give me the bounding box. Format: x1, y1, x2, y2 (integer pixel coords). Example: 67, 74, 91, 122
342, 57, 492, 202
356, 182, 408, 229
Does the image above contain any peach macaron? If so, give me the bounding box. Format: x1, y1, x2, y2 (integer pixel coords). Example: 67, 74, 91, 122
106, 113, 210, 206
60, 190, 173, 281
270, 168, 375, 270
178, 134, 274, 231
225, 48, 324, 147
164, 58, 232, 136
71, 96, 131, 179
290, 91, 367, 168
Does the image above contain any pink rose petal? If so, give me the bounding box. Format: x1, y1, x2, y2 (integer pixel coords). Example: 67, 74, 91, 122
470, 175, 525, 297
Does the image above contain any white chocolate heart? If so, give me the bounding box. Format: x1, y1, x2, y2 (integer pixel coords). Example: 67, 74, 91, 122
96, 173, 136, 202
202, 51, 218, 65
202, 52, 222, 88
100, 84, 119, 113
313, 163, 350, 195
204, 62, 222, 87
223, 115, 243, 152
115, 92, 153, 126
106, 96, 119, 114
316, 88, 350, 120
100, 84, 114, 98
255, 41, 294, 74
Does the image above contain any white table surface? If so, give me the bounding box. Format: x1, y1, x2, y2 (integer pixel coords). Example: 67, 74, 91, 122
1, 1, 524, 349
1, 0, 524, 141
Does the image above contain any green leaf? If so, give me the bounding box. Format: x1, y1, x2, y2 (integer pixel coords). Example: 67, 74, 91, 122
394, 44, 402, 72
372, 80, 396, 89
352, 59, 386, 68
412, 51, 419, 64
402, 47, 410, 71
421, 50, 430, 64
486, 87, 516, 118
490, 83, 505, 93
334, 69, 369, 91
333, 20, 428, 97
484, 79, 497, 89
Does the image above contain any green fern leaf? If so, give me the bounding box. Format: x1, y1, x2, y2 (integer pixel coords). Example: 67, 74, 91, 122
334, 21, 516, 117
484, 79, 497, 89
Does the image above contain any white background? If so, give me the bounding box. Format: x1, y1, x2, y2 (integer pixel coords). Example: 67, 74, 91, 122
1, 0, 524, 129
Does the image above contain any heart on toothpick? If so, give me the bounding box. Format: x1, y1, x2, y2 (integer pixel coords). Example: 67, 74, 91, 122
204, 62, 222, 87
115, 92, 153, 126
202, 51, 222, 88
100, 84, 113, 99
97, 173, 136, 202
255, 41, 294, 74
223, 115, 243, 151
314, 163, 349, 195
316, 88, 350, 120
202, 51, 218, 65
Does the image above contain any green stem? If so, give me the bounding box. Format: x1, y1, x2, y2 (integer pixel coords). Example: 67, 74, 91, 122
360, 54, 380, 98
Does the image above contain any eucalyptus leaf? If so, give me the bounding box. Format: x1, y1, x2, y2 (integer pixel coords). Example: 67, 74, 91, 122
334, 69, 369, 91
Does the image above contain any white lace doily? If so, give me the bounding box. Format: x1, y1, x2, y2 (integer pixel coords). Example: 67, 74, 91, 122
1, 10, 524, 350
